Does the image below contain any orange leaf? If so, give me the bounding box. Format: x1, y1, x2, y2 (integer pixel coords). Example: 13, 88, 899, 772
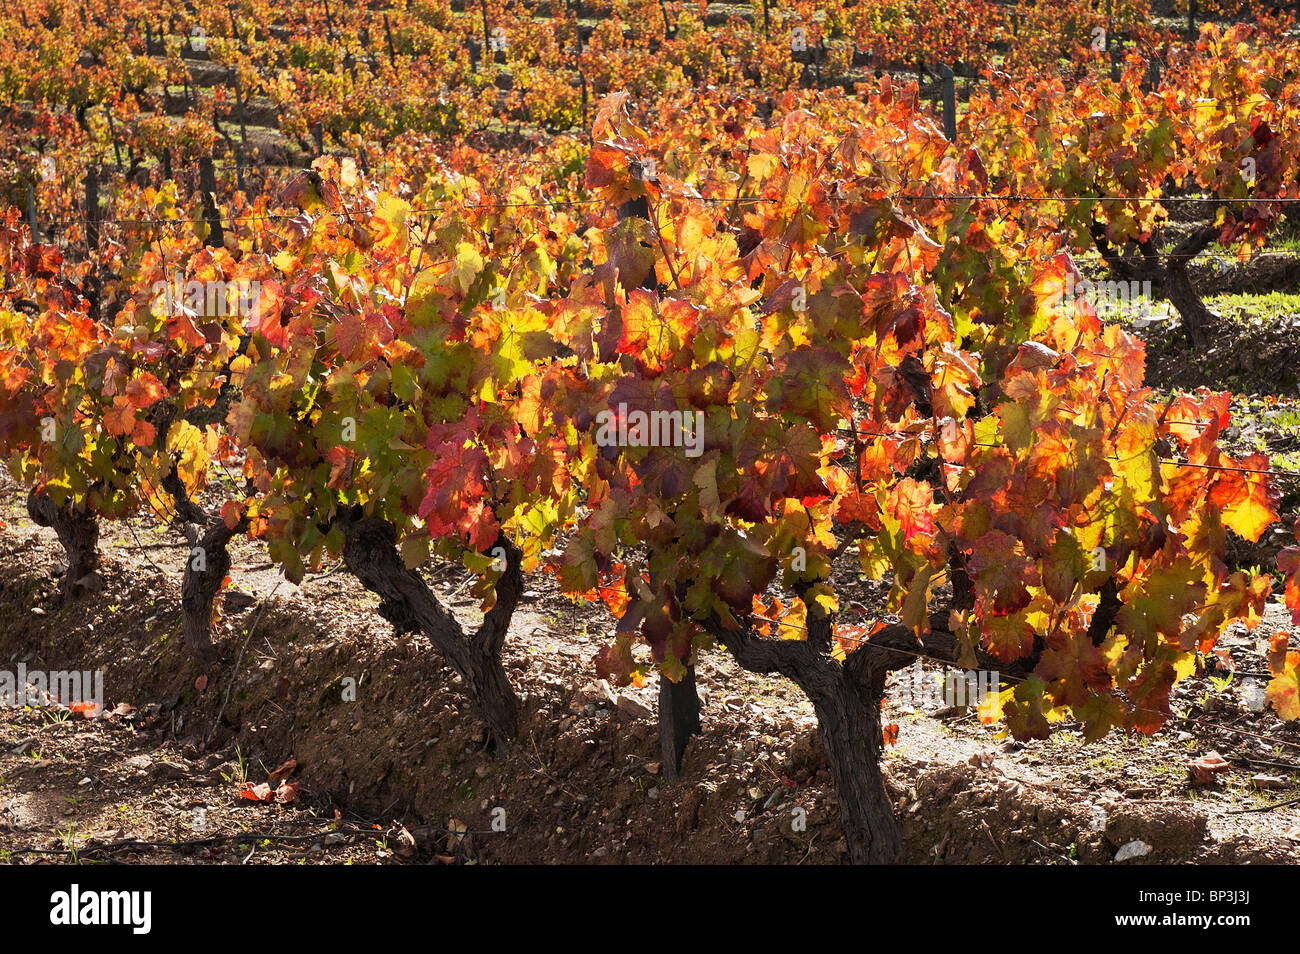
240, 782, 273, 802
69, 701, 100, 719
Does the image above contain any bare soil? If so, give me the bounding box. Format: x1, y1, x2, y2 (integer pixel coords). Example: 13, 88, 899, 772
2, 478, 1299, 865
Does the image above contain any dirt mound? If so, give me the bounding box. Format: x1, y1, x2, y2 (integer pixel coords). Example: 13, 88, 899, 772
1, 504, 1298, 864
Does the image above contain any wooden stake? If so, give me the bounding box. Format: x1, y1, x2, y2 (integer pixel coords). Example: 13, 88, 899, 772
940, 64, 956, 142
85, 166, 99, 252
105, 107, 124, 168
26, 183, 38, 242
231, 67, 247, 144
198, 156, 224, 249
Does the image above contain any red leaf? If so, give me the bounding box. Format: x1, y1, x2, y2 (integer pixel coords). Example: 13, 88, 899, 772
240, 782, 273, 802
69, 701, 100, 719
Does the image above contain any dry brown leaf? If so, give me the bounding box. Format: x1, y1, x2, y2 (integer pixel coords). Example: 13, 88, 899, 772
1187, 751, 1232, 786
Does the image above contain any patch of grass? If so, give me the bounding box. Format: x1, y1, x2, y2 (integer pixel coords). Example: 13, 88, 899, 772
1084, 751, 1121, 771
58, 824, 83, 864
1207, 290, 1300, 323
220, 745, 250, 785
1218, 395, 1300, 508
1266, 234, 1300, 254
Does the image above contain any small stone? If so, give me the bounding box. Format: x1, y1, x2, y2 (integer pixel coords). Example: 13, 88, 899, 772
78, 777, 92, 786
1250, 774, 1286, 789
1114, 840, 1151, 862
76, 571, 103, 592
615, 695, 653, 720
324, 833, 347, 846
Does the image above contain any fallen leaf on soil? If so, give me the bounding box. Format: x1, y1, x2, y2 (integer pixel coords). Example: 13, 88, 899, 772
392, 825, 417, 857
1281, 827, 1300, 843
69, 701, 100, 719
195, 674, 208, 692
275, 781, 299, 803
268, 758, 298, 784
109, 702, 136, 718
882, 723, 899, 746
240, 782, 273, 802
1187, 751, 1232, 785
1249, 774, 1286, 789
446, 818, 468, 852
433, 854, 456, 864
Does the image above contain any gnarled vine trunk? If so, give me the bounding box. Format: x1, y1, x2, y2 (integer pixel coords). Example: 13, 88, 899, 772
1090, 222, 1219, 350
26, 490, 101, 598
707, 621, 903, 863
707, 605, 1035, 863
341, 516, 522, 746
181, 515, 249, 656
658, 664, 701, 780
796, 657, 900, 863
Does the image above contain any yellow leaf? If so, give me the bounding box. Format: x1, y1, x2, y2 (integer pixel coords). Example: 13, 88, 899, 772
780, 597, 808, 641
166, 420, 207, 496
900, 564, 935, 635
448, 242, 484, 296
1267, 653, 1300, 720
400, 533, 430, 570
